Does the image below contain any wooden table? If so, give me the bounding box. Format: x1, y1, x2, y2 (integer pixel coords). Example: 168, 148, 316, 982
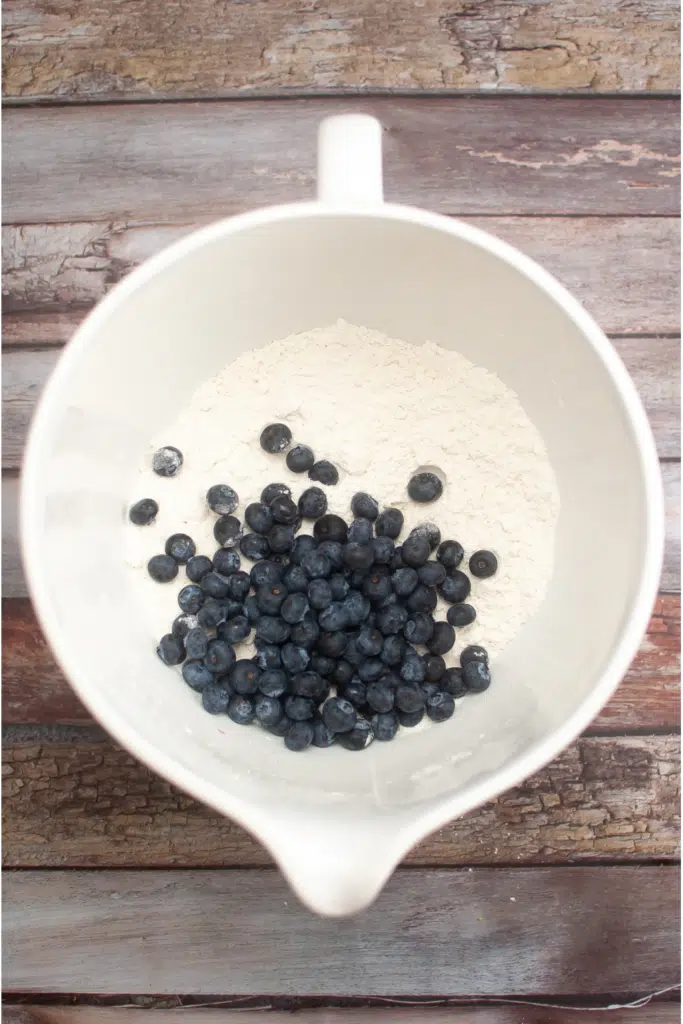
3, 1, 681, 1017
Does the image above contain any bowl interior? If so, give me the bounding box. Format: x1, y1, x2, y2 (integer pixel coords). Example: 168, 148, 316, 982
24, 210, 653, 822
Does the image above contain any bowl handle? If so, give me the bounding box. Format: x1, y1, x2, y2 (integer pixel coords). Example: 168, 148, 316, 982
317, 114, 384, 208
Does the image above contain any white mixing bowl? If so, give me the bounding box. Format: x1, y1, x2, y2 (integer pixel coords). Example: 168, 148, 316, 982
21, 116, 664, 916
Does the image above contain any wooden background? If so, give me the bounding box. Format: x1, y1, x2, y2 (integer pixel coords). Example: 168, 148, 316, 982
3, 0, 681, 1017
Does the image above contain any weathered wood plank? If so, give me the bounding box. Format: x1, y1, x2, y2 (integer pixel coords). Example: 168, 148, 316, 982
4, 866, 679, 994
3, 0, 680, 99
4, 99, 680, 223
3, 595, 678, 729
3, 734, 679, 868
3, 310, 85, 348
4, 218, 679, 335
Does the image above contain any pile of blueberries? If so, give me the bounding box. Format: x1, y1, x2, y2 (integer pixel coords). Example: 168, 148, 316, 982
132, 430, 498, 753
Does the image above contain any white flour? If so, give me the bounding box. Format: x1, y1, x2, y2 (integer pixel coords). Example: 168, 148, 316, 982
126, 320, 559, 672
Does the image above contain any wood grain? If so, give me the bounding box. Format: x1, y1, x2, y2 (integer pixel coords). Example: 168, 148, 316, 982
3, 0, 680, 99
3, 595, 679, 729
3, 733, 679, 868
4, 217, 680, 335
4, 99, 680, 223
4, 866, 679, 994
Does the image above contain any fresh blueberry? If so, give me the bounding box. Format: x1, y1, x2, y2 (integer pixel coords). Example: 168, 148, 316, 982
421, 681, 440, 700
282, 564, 309, 593
463, 660, 491, 692
359, 572, 390, 604
291, 671, 327, 701
202, 682, 232, 714
316, 540, 345, 570
177, 584, 204, 615
322, 697, 357, 733
312, 716, 336, 747
395, 684, 425, 713
157, 633, 185, 666
231, 659, 261, 694
185, 627, 210, 660
308, 460, 339, 485
317, 630, 348, 659
250, 560, 282, 588
358, 658, 385, 683
424, 654, 446, 682
206, 484, 239, 515
390, 550, 406, 571
357, 626, 383, 657
281, 591, 310, 624
427, 621, 456, 656
214, 515, 243, 549
308, 579, 333, 610
200, 572, 231, 599
392, 567, 419, 597
172, 613, 198, 638
147, 554, 178, 583
400, 655, 426, 685
260, 423, 292, 454
461, 645, 489, 666
182, 660, 214, 691
407, 584, 438, 614
152, 445, 183, 477
224, 599, 246, 620
281, 644, 310, 674
331, 659, 354, 687
349, 568, 370, 589
437, 540, 464, 570
256, 583, 288, 615
286, 444, 315, 473
269, 715, 292, 738
376, 603, 408, 636
186, 554, 213, 582
410, 522, 441, 551
404, 612, 434, 646
343, 636, 364, 668
343, 591, 370, 626
371, 711, 399, 741
213, 549, 240, 575
381, 634, 405, 666
254, 644, 282, 671
220, 615, 251, 644
228, 570, 251, 601
311, 654, 335, 677
197, 599, 226, 629
441, 667, 467, 697
313, 514, 348, 544
290, 535, 316, 565
447, 603, 476, 627
239, 532, 269, 561
408, 471, 443, 503
401, 533, 431, 568
285, 720, 314, 751
418, 560, 447, 587
426, 691, 455, 722
284, 695, 316, 721
255, 616, 290, 645
343, 543, 374, 571
351, 492, 379, 520
298, 487, 328, 520
261, 482, 292, 505
348, 518, 373, 545
372, 536, 395, 564
204, 640, 236, 675
343, 678, 367, 708
255, 694, 283, 728
397, 706, 425, 728
129, 498, 158, 526
245, 502, 273, 535
290, 614, 320, 650
337, 718, 374, 750
317, 601, 348, 632
328, 573, 350, 600
301, 550, 332, 580
366, 681, 394, 713
228, 695, 255, 725
258, 668, 288, 698
375, 508, 404, 539
270, 494, 298, 524
469, 550, 498, 579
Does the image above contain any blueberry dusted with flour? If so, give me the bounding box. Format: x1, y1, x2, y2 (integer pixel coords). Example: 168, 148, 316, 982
251, 560, 283, 588
298, 487, 328, 520
261, 482, 291, 505
351, 492, 379, 520
182, 660, 213, 692
401, 532, 431, 568
157, 633, 185, 666
375, 508, 404, 539
408, 471, 443, 503
220, 615, 251, 644
206, 484, 239, 515
411, 522, 441, 551
463, 660, 491, 693
228, 695, 255, 725
202, 683, 232, 715
285, 720, 314, 752
309, 460, 339, 486
439, 570, 471, 604
255, 694, 284, 729
177, 584, 204, 615
461, 644, 489, 667
426, 691, 455, 722
260, 423, 292, 454
322, 697, 357, 734
152, 445, 183, 477
213, 549, 240, 575
214, 515, 243, 549
165, 533, 196, 564
347, 518, 374, 545
172, 613, 198, 638
245, 502, 273, 535
469, 550, 499, 579
437, 540, 464, 570
372, 711, 399, 742
337, 718, 374, 751
240, 532, 270, 561
286, 444, 315, 473
185, 554, 213, 582
147, 554, 178, 583
129, 498, 158, 526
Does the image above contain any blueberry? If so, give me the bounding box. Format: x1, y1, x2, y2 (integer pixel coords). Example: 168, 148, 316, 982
461, 645, 489, 666
311, 654, 335, 677
441, 667, 467, 697
392, 567, 419, 597
381, 634, 405, 666
421, 681, 440, 700
437, 540, 464, 570
407, 584, 438, 614
202, 682, 232, 715
358, 658, 384, 683
375, 508, 404, 539
228, 570, 251, 601
400, 655, 426, 685
318, 630, 348, 659
225, 599, 246, 620
408, 471, 443, 503
328, 573, 350, 600
343, 636, 364, 668
230, 659, 261, 695
147, 554, 178, 583
289, 535, 315, 565
285, 720, 314, 751
261, 482, 292, 505
337, 718, 374, 751
176, 584, 203, 615
360, 572, 390, 604
291, 670, 327, 701
269, 715, 292, 738
157, 633, 185, 666
316, 540, 345, 570
182, 660, 214, 691
200, 572, 231, 599
343, 678, 367, 707
282, 565, 309, 594
214, 515, 243, 549
446, 604, 474, 629
366, 681, 394, 713
331, 659, 354, 687
250, 561, 282, 588
284, 695, 316, 721
376, 603, 408, 636
401, 533, 430, 568
426, 691, 455, 722
186, 554, 213, 582
204, 640, 236, 675
254, 644, 282, 671
322, 697, 357, 733
463, 660, 491, 693
313, 513, 348, 544
281, 592, 309, 624
259, 668, 288, 698
342, 591, 370, 627
427, 621, 456, 656
312, 716, 336, 747
245, 502, 273, 534
213, 549, 240, 575
397, 706, 425, 728
290, 614, 320, 650
395, 684, 425, 713
206, 484, 239, 515
469, 550, 498, 579
238, 532, 268, 561
418, 560, 447, 587
372, 711, 399, 742
270, 494, 298, 525
281, 644, 310, 674
172, 613, 198, 638
152, 445, 183, 477
317, 601, 349, 632
372, 536, 395, 564
260, 423, 292, 453
129, 498, 158, 526
424, 654, 446, 682
197, 599, 226, 629
404, 612, 434, 646
349, 568, 370, 589
255, 694, 283, 728
351, 492, 379, 520
357, 626, 383, 657
286, 444, 315, 473
308, 579, 333, 610
228, 695, 255, 725
348, 518, 374, 545
256, 616, 290, 645
390, 550, 406, 571
301, 550, 332, 580
220, 615, 251, 644
308, 460, 339, 485
185, 627, 209, 660
411, 522, 441, 551
256, 583, 288, 615
239, 597, 260, 626
343, 543, 374, 571
298, 487, 328, 520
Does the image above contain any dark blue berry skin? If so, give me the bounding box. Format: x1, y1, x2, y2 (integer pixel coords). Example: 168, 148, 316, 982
269, 715, 292, 738
376, 603, 408, 636
251, 559, 283, 587
343, 543, 374, 571
285, 695, 316, 721
375, 508, 404, 539
291, 670, 327, 701
197, 599, 227, 629
331, 659, 354, 688
357, 626, 383, 657
317, 602, 349, 632
407, 584, 438, 614
447, 603, 476, 628
223, 599, 245, 620
408, 471, 443, 503
343, 636, 364, 668
337, 718, 374, 750
372, 536, 395, 565
285, 720, 314, 752
421, 681, 440, 701
381, 634, 405, 666
281, 643, 310, 674
286, 444, 315, 473
202, 682, 232, 714
301, 550, 332, 580
200, 572, 231, 599
220, 615, 251, 644
178, 584, 204, 615
256, 583, 288, 615
469, 550, 498, 579
312, 716, 336, 747
282, 565, 309, 594
441, 667, 467, 697
392, 567, 419, 597
270, 494, 298, 525
351, 492, 379, 520
463, 661, 491, 693
362, 571, 392, 603
348, 518, 373, 545
390, 550, 406, 571
231, 659, 262, 695
228, 695, 255, 725
349, 568, 370, 589
424, 654, 446, 682
152, 445, 183, 477
262, 482, 291, 505
290, 536, 316, 565
185, 627, 209, 660
186, 554, 213, 582
411, 522, 441, 551
213, 549, 240, 575
182, 660, 214, 691
397, 706, 425, 728
418, 561, 447, 587
255, 616, 290, 645
461, 645, 489, 666
322, 697, 357, 733
318, 631, 348, 659
308, 460, 339, 486
372, 711, 399, 741
228, 571, 251, 601
235, 599, 258, 628
172, 613, 198, 639
259, 668, 288, 698
206, 484, 239, 515
245, 502, 274, 535
366, 681, 394, 713
313, 514, 348, 544
427, 621, 456, 656
437, 540, 464, 570
396, 684, 425, 713
148, 554, 178, 583
214, 515, 243, 549
342, 678, 367, 708
281, 592, 309, 624
358, 658, 385, 683
316, 541, 344, 570
311, 654, 335, 677
401, 533, 431, 568
343, 591, 370, 627
240, 532, 269, 561
400, 655, 426, 685
290, 614, 319, 650
298, 487, 328, 520
426, 691, 455, 722
129, 498, 158, 526
404, 612, 434, 646
157, 633, 185, 666
255, 694, 284, 728
254, 644, 282, 671
260, 422, 292, 453
328, 573, 350, 600
439, 570, 472, 604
